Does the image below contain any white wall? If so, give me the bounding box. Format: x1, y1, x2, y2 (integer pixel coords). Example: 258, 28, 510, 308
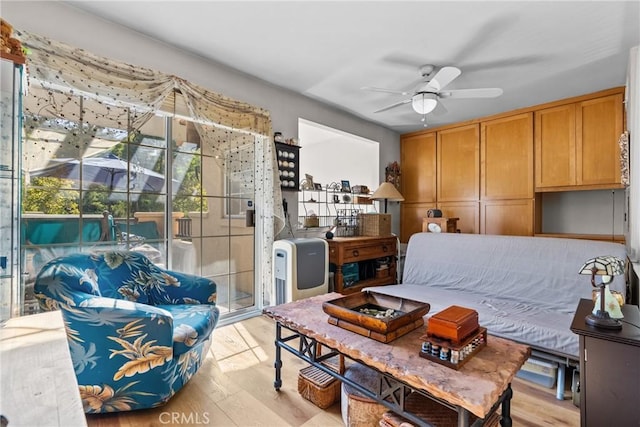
541, 190, 626, 235
290, 119, 381, 235
299, 119, 380, 193
626, 46, 639, 262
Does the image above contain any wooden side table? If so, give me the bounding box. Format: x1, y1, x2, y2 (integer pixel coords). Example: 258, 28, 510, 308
422, 217, 459, 233
570, 299, 640, 427
327, 236, 397, 294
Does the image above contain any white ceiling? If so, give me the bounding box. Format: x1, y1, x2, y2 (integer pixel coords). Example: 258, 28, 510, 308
67, 1, 639, 134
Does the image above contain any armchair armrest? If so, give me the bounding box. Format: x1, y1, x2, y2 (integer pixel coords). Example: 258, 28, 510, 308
57, 296, 176, 385
59, 295, 174, 347
80, 295, 173, 321
149, 267, 217, 305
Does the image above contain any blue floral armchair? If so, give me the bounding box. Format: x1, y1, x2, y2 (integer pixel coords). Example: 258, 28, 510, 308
34, 251, 219, 413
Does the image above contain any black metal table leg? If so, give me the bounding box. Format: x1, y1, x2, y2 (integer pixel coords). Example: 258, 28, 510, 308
457, 407, 470, 427
500, 384, 513, 427
274, 323, 282, 390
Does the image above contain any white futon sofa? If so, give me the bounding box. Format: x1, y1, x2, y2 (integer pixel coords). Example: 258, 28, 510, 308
366, 232, 630, 399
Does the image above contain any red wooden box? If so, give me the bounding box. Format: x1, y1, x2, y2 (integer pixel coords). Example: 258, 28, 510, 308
427, 305, 479, 344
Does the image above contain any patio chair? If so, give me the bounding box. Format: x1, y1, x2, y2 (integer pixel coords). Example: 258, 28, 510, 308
33, 251, 219, 413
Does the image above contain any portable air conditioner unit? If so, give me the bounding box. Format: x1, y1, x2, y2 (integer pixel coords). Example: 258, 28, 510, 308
273, 238, 329, 304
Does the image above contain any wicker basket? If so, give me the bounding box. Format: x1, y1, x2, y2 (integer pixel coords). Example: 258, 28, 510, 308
358, 213, 391, 236
298, 365, 341, 409
303, 216, 320, 227
379, 391, 501, 427
353, 195, 373, 204
342, 363, 388, 427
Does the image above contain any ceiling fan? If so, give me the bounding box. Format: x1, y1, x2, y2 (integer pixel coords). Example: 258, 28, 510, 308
362, 65, 503, 119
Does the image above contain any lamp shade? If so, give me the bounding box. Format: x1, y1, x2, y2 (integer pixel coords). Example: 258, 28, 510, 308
411, 93, 438, 115
578, 255, 625, 329
371, 182, 404, 214
578, 255, 625, 281
371, 182, 405, 202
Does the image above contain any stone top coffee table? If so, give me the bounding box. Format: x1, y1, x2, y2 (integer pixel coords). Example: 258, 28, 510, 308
264, 293, 530, 427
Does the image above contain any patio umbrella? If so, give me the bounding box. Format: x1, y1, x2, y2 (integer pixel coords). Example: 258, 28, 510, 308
30, 156, 167, 192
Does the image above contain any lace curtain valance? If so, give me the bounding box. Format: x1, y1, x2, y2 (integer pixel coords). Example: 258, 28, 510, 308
18, 30, 272, 135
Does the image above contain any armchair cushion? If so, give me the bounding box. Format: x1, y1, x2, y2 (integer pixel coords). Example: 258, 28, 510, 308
146, 268, 217, 306
157, 304, 218, 356
34, 251, 219, 413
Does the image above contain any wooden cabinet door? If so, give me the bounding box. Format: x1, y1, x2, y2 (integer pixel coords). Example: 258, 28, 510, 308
401, 132, 436, 202
437, 124, 479, 202
437, 201, 480, 234
534, 103, 576, 189
400, 202, 436, 243
480, 199, 534, 236
576, 93, 623, 187
535, 92, 623, 190
481, 113, 533, 200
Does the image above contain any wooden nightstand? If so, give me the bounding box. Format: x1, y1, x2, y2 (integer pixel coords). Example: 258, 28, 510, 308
327, 235, 397, 294
570, 299, 640, 426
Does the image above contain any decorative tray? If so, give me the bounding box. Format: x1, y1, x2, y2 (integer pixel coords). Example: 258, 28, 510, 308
322, 291, 430, 343
419, 327, 487, 370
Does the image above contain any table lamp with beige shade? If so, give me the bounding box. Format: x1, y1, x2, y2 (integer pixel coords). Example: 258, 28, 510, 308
578, 255, 625, 330
370, 182, 404, 213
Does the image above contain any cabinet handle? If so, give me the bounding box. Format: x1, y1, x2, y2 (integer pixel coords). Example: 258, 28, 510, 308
352, 250, 359, 257
382, 245, 388, 252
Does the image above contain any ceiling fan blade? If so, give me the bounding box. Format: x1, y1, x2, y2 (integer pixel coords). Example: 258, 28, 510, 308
361, 86, 411, 96
427, 66, 461, 91
374, 98, 412, 113
439, 88, 503, 99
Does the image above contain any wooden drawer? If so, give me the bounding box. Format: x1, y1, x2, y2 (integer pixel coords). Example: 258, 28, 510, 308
327, 236, 398, 294
329, 238, 395, 263
341, 243, 393, 263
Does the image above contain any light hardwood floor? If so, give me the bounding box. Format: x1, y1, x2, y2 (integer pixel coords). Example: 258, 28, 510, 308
87, 315, 579, 427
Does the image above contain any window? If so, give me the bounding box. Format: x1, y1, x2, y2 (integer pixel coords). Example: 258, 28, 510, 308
298, 118, 379, 192
21, 83, 258, 318
296, 118, 380, 230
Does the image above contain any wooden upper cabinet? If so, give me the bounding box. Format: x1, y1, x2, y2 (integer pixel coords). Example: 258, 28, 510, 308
481, 113, 533, 200
535, 90, 624, 191
576, 93, 624, 187
400, 132, 436, 202
437, 124, 479, 202
535, 103, 576, 189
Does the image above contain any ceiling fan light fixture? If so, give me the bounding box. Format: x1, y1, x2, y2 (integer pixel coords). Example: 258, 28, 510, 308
412, 93, 437, 115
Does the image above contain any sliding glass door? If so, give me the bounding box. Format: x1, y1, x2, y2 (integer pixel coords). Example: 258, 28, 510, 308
20, 84, 258, 321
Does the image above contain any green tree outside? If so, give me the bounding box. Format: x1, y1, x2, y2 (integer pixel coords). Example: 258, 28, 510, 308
23, 177, 79, 214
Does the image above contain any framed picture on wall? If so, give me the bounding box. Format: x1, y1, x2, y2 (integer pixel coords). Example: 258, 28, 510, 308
341, 180, 351, 193
302, 173, 314, 190
313, 183, 323, 191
